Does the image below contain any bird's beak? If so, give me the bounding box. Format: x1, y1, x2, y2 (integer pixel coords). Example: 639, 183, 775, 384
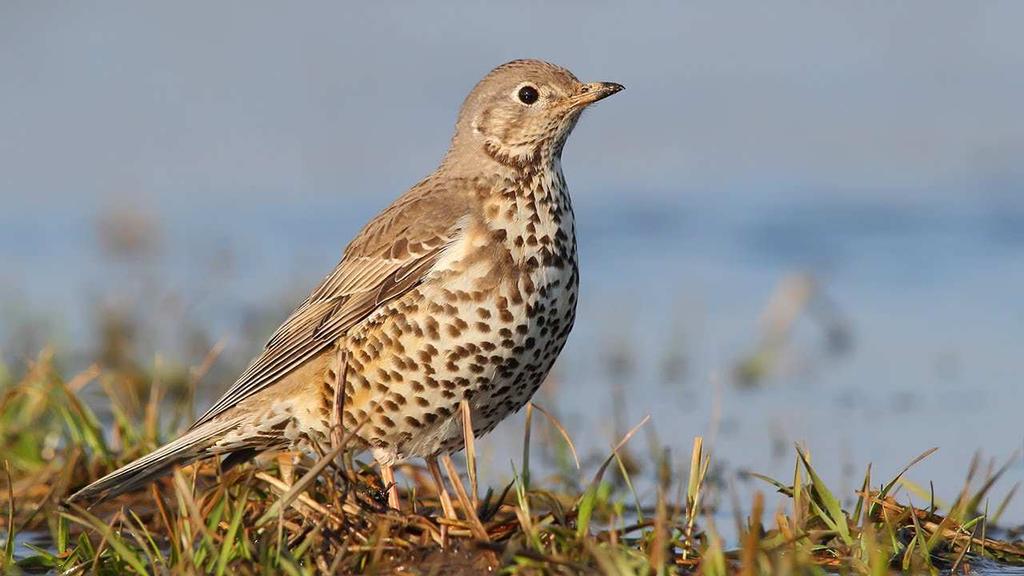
569, 81, 625, 108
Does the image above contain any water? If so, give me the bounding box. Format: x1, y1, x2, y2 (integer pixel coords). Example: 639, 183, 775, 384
2, 189, 1023, 546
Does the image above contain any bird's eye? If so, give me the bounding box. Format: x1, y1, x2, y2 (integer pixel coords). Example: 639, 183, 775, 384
517, 85, 539, 105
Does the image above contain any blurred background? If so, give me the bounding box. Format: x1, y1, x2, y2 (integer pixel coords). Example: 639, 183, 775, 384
2, 2, 1022, 521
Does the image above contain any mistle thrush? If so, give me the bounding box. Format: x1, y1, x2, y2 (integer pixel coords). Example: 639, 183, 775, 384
69, 59, 623, 506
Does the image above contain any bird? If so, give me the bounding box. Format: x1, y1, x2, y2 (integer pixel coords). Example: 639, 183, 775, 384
67, 59, 623, 509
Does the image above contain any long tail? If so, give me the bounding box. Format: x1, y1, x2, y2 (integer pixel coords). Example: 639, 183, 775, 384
66, 417, 244, 505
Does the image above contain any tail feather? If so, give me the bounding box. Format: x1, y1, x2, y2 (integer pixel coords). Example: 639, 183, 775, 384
66, 418, 243, 505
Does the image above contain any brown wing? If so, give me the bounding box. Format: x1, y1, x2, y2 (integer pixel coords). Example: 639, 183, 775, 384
190, 182, 468, 429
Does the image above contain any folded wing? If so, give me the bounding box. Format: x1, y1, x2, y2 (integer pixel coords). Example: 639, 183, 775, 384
190, 185, 467, 430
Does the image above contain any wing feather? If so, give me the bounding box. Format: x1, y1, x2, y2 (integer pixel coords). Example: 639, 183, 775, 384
190, 183, 467, 429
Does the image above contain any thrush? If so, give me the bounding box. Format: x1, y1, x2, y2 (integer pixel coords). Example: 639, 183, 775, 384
68, 59, 623, 507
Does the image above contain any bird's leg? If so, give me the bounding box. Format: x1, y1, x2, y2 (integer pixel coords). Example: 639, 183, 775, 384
427, 456, 457, 520
330, 347, 349, 455
276, 452, 295, 486
380, 463, 400, 510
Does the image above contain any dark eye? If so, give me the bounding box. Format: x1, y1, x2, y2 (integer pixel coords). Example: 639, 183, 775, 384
517, 85, 539, 105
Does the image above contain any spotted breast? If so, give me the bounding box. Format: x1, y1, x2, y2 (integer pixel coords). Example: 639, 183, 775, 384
338, 161, 578, 466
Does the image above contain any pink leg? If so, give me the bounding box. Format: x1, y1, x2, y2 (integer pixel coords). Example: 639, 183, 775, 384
380, 463, 400, 510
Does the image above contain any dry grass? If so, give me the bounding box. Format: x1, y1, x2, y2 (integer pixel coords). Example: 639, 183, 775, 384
1, 349, 1023, 575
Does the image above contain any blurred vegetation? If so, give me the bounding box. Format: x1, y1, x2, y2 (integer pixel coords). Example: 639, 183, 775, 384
732, 273, 853, 389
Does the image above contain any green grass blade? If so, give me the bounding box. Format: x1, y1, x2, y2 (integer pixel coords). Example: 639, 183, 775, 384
796, 446, 851, 544
747, 472, 794, 497
852, 463, 871, 526
216, 486, 251, 576
870, 447, 938, 517
3, 461, 14, 570
62, 509, 149, 574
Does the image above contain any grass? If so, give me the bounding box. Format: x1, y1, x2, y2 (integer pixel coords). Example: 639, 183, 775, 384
2, 349, 1024, 575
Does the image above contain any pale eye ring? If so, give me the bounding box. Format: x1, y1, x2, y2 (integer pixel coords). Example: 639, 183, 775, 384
517, 85, 539, 105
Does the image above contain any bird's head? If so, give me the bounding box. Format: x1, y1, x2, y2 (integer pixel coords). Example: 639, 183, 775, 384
445, 59, 623, 170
